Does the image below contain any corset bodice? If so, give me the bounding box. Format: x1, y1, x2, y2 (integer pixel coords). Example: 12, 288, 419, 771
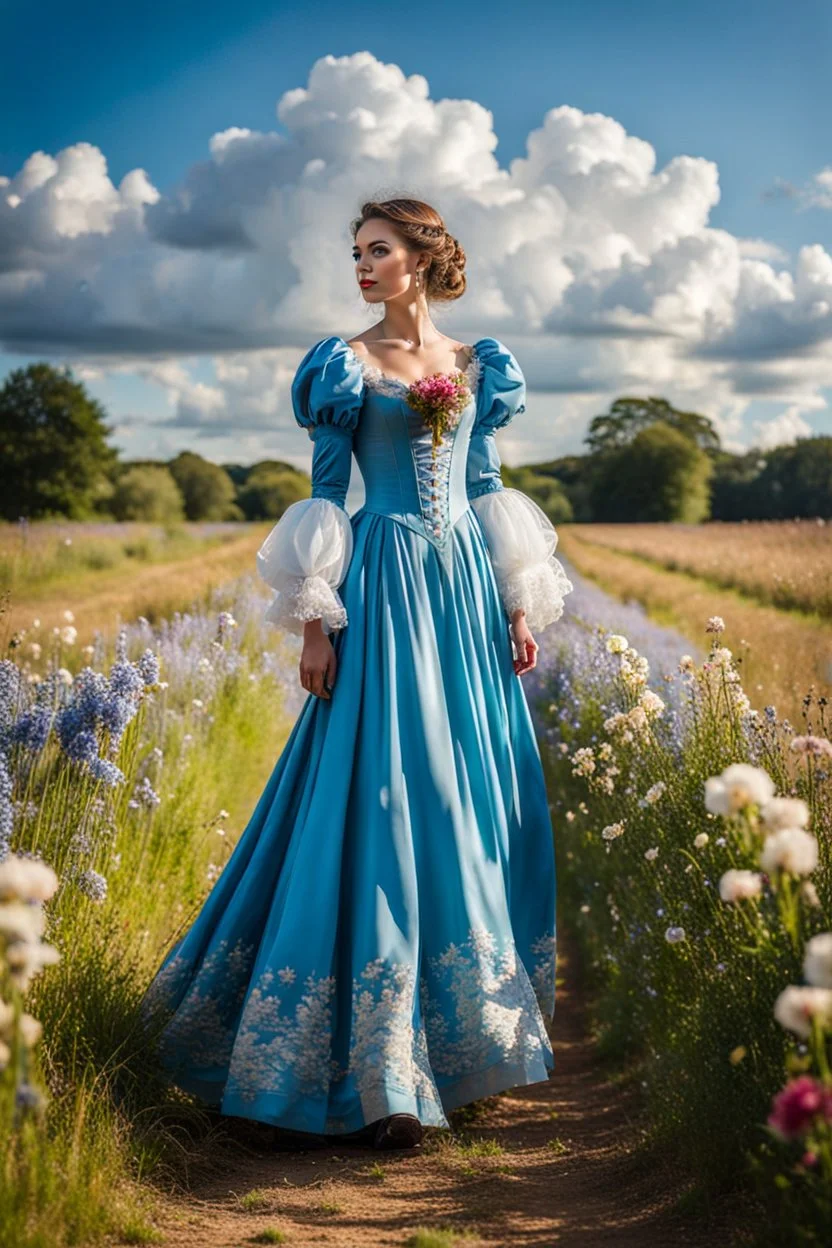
350, 354, 482, 567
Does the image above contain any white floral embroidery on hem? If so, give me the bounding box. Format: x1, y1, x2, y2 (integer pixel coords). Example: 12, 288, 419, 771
145, 923, 557, 1115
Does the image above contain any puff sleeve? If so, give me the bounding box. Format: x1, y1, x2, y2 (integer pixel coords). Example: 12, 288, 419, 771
467, 338, 573, 631
256, 337, 364, 636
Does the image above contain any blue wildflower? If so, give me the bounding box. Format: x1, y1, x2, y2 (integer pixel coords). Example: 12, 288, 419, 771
76, 868, 108, 902
136, 649, 160, 686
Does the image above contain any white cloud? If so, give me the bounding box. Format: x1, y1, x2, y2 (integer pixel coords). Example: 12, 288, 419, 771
1, 50, 831, 463
752, 405, 815, 450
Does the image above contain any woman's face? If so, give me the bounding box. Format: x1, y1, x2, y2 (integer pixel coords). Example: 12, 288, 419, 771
352, 219, 422, 304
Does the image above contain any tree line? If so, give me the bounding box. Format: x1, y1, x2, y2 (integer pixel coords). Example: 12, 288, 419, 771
1, 362, 829, 525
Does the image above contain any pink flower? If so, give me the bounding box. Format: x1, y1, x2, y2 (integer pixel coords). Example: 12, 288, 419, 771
790, 735, 832, 759
406, 371, 472, 451
767, 1075, 832, 1141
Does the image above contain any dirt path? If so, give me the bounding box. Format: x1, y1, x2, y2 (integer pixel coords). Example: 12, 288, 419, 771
143, 926, 739, 1248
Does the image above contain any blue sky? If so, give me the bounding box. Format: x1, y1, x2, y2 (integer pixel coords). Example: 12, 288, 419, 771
2, 0, 831, 468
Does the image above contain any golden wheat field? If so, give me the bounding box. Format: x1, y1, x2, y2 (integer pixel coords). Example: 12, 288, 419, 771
559, 522, 832, 725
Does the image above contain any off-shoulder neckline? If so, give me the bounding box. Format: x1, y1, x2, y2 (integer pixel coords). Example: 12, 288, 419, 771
334, 335, 490, 392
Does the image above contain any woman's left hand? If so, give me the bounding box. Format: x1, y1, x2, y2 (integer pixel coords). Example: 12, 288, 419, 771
509, 611, 538, 676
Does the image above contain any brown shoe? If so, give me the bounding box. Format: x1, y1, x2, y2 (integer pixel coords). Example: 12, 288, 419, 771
372, 1113, 423, 1150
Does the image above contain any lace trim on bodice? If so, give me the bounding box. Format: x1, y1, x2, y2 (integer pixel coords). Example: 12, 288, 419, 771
356, 349, 481, 399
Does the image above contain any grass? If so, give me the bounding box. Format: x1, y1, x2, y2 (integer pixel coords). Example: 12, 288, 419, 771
559, 526, 832, 725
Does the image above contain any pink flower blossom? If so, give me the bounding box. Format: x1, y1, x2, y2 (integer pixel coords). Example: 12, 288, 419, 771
767, 1075, 832, 1141
790, 735, 832, 759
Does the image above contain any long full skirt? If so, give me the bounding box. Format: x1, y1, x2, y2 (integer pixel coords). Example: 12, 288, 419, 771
141, 505, 558, 1135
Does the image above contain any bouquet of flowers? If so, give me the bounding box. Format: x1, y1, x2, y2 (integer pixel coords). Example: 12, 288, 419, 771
405, 371, 473, 456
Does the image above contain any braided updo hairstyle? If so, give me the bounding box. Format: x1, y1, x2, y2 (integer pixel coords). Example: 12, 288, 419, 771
350, 198, 467, 303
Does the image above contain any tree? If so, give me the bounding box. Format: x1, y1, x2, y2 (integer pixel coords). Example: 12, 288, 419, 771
502, 466, 574, 525
111, 465, 185, 523
168, 451, 238, 521
588, 421, 713, 522
585, 396, 721, 457
0, 363, 119, 520
237, 465, 311, 520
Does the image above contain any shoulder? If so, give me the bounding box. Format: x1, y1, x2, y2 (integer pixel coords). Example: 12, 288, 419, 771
471, 337, 526, 429
290, 336, 365, 433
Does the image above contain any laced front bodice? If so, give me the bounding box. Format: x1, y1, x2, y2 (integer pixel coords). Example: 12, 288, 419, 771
345, 346, 483, 570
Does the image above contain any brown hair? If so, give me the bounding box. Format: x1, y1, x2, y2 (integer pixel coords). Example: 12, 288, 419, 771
350, 198, 466, 303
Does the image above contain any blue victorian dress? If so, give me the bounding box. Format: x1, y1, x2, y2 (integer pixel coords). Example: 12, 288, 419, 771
142, 336, 573, 1135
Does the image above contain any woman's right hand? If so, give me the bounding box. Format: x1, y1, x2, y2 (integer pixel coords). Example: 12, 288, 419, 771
300, 618, 338, 699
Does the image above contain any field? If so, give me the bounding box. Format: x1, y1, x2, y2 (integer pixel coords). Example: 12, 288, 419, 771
1, 517, 830, 1247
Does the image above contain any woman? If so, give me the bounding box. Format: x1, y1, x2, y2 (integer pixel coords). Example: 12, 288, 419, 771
142, 197, 573, 1152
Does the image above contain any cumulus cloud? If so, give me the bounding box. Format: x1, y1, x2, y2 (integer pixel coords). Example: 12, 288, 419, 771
1, 49, 831, 461
752, 406, 816, 450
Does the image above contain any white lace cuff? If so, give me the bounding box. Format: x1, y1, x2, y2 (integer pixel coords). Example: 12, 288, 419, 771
470, 487, 574, 630
256, 497, 353, 635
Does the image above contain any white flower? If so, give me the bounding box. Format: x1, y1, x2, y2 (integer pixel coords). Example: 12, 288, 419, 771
0, 903, 46, 943
606, 634, 629, 654
29, 642, 41, 660
63, 610, 75, 623
18, 1012, 43, 1048
774, 985, 832, 1039
56, 667, 73, 687
678, 655, 695, 674
712, 646, 733, 667
60, 625, 77, 645
601, 822, 625, 841
644, 781, 666, 805
704, 764, 776, 816
718, 869, 763, 903
790, 735, 832, 758
802, 880, 822, 908
803, 933, 832, 989
639, 690, 666, 719
644, 847, 659, 861
665, 926, 687, 943
760, 796, 810, 833
759, 828, 818, 877
694, 832, 709, 849
0, 856, 59, 903
706, 616, 725, 633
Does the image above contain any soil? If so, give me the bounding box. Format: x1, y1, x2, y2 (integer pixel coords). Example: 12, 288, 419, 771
139, 926, 746, 1248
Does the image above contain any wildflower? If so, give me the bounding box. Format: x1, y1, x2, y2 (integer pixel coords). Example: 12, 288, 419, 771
136, 649, 161, 686
803, 933, 832, 989
570, 747, 596, 778
678, 655, 695, 674
665, 926, 687, 943
760, 796, 810, 832
0, 857, 58, 903
790, 735, 832, 759
76, 869, 108, 902
601, 822, 625, 841
767, 1076, 832, 1141
694, 832, 709, 849
606, 634, 629, 654
802, 880, 821, 908
639, 690, 666, 719
28, 643, 41, 660
644, 847, 659, 861
718, 869, 763, 902
759, 829, 818, 877
130, 776, 161, 809
706, 616, 725, 634
60, 625, 77, 646
644, 781, 666, 805
62, 610, 75, 624
774, 986, 832, 1039
704, 763, 775, 816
